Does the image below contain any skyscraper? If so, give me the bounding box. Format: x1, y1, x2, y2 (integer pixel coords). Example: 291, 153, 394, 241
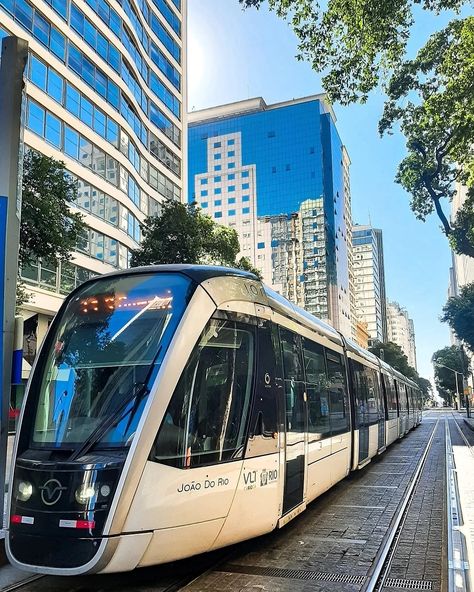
386, 301, 417, 370
0, 0, 186, 375
352, 224, 387, 344
188, 95, 354, 335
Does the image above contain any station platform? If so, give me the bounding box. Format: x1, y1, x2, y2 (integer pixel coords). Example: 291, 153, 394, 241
1, 409, 472, 592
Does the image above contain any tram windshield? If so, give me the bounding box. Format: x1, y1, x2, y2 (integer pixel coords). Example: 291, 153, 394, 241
30, 273, 193, 450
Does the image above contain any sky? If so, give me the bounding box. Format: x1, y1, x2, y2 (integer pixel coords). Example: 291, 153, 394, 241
186, 0, 459, 385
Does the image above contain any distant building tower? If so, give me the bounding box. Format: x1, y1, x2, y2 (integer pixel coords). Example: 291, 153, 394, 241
352, 225, 388, 343
387, 301, 417, 370
188, 95, 354, 335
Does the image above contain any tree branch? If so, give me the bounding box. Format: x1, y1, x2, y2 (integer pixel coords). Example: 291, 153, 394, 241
422, 174, 452, 235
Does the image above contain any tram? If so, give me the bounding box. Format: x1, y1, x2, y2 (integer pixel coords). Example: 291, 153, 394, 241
7, 266, 422, 575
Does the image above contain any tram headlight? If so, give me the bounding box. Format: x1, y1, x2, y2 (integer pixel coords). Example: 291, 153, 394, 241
16, 481, 33, 502
75, 485, 96, 504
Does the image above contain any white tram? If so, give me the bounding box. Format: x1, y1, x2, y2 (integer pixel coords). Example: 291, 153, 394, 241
7, 266, 422, 575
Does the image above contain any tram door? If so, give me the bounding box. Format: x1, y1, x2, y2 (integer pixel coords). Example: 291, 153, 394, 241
351, 359, 369, 465
280, 328, 307, 514
375, 374, 386, 451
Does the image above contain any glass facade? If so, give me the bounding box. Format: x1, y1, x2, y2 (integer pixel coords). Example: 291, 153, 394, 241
1, 0, 185, 396
188, 96, 353, 334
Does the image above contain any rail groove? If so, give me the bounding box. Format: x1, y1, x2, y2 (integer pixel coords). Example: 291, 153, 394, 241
362, 419, 440, 592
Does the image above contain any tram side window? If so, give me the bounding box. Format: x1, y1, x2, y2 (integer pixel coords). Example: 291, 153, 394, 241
397, 382, 407, 411
326, 350, 350, 435
150, 318, 255, 468
280, 328, 304, 432
383, 374, 398, 419
303, 338, 329, 439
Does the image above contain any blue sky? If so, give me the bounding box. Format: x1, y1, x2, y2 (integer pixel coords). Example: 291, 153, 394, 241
187, 0, 458, 385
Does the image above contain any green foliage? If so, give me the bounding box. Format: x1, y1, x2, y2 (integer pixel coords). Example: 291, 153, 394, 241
380, 18, 474, 256
240, 0, 467, 104
20, 151, 85, 268
413, 376, 433, 404
235, 256, 263, 278
432, 345, 469, 404
441, 283, 474, 353
369, 340, 416, 378
240, 1, 474, 257
18, 152, 85, 306
131, 201, 260, 276
369, 340, 432, 402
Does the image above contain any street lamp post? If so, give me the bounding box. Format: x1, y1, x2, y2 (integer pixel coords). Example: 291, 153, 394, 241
433, 362, 464, 411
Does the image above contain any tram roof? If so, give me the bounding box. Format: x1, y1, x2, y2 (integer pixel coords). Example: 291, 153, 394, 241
90, 264, 343, 345
96, 264, 258, 283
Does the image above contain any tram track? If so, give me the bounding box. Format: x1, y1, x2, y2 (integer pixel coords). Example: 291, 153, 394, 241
362, 418, 440, 592
450, 412, 474, 456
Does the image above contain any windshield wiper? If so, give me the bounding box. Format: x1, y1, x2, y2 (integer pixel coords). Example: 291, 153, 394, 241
69, 343, 163, 462
69, 382, 149, 461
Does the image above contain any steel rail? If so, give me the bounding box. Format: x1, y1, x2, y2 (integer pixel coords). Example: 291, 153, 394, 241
0, 574, 45, 592
450, 413, 474, 457
362, 418, 440, 592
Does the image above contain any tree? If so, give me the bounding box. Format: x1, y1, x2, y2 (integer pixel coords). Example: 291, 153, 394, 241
240, 1, 474, 256
432, 345, 469, 405
368, 340, 416, 379
131, 200, 262, 277
21, 152, 85, 268
18, 152, 85, 304
441, 283, 474, 353
413, 376, 433, 405
369, 340, 432, 403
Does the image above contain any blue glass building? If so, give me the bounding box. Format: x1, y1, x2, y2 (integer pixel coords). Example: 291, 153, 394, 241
188, 95, 353, 334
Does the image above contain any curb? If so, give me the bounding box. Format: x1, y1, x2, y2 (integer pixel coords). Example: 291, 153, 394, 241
463, 418, 474, 432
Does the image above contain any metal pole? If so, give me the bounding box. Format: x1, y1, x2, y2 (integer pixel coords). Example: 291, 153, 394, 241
0, 36, 28, 527
454, 372, 460, 411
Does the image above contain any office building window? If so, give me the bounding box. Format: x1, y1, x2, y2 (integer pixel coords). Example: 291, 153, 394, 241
215, 211, 222, 218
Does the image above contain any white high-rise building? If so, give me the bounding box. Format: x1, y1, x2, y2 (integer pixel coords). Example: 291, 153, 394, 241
449, 182, 474, 294
448, 181, 474, 389
0, 0, 186, 386
352, 225, 387, 343
387, 301, 417, 370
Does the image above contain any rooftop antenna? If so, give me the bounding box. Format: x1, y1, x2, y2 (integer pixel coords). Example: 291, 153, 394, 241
368, 210, 372, 227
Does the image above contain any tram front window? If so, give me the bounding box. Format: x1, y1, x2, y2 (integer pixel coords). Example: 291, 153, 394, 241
29, 273, 193, 450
